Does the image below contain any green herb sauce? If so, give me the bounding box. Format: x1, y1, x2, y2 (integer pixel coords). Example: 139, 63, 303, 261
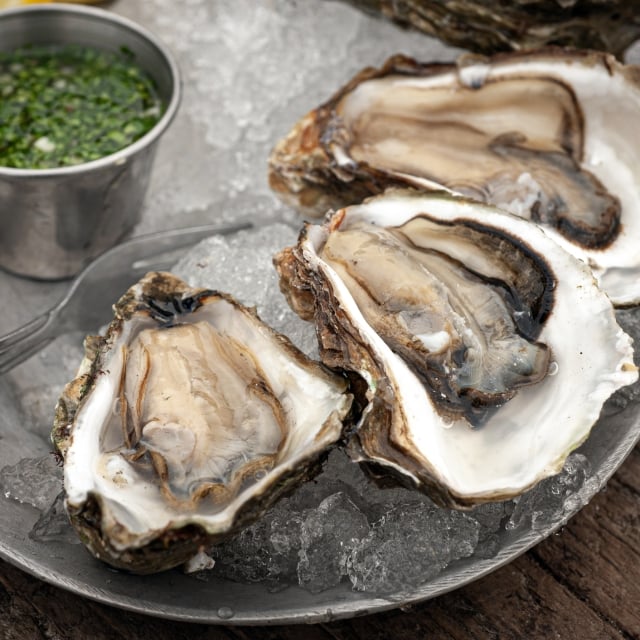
0, 44, 163, 169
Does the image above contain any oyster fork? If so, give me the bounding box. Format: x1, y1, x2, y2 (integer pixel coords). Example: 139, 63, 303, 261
0, 221, 251, 375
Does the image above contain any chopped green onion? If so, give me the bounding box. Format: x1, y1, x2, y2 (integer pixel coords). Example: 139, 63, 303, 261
0, 44, 164, 169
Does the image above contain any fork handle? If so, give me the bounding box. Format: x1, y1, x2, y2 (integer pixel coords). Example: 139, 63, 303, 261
0, 311, 56, 375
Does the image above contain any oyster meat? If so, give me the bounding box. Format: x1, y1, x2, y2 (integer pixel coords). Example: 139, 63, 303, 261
52, 272, 352, 573
269, 50, 640, 305
275, 190, 638, 507
334, 0, 640, 59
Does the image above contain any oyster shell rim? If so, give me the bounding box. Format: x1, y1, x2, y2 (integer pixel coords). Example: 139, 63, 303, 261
268, 47, 640, 306
274, 189, 639, 508
337, 0, 640, 60
52, 271, 353, 574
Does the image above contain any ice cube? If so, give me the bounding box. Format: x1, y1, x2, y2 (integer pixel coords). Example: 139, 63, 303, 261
347, 501, 480, 593
211, 498, 304, 588
0, 455, 63, 511
297, 493, 369, 593
29, 491, 79, 545
507, 453, 592, 531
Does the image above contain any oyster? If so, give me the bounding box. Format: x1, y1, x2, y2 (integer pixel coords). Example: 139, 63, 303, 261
52, 272, 352, 573
269, 50, 640, 305
335, 0, 640, 59
275, 190, 638, 507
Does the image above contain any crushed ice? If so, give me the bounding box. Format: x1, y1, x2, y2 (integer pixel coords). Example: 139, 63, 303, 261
506, 454, 593, 531
0, 455, 62, 511
206, 450, 485, 594
0, 456, 79, 545
0, 224, 607, 593
171, 228, 602, 593
1, 0, 631, 595
172, 223, 318, 358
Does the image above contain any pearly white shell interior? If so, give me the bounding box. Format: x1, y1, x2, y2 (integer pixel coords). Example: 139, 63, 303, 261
303, 192, 638, 501
337, 55, 640, 305
64, 294, 350, 550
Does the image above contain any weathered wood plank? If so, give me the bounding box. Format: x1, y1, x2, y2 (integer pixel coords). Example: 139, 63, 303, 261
0, 562, 234, 640
228, 625, 338, 640
324, 601, 459, 639
389, 555, 624, 640
533, 477, 640, 638
613, 447, 640, 493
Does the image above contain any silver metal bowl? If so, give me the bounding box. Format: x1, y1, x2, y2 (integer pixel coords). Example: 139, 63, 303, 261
0, 4, 181, 279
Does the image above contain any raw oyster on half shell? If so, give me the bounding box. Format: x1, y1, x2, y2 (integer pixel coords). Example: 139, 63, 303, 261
52, 272, 352, 573
275, 190, 638, 507
269, 50, 640, 305
335, 0, 640, 59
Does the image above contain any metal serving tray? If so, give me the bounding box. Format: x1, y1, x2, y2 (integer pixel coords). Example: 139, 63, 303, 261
1, 0, 639, 625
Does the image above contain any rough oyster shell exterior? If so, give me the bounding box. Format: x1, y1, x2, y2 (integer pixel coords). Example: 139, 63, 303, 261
52, 272, 352, 573
337, 0, 640, 59
275, 190, 638, 507
268, 49, 640, 305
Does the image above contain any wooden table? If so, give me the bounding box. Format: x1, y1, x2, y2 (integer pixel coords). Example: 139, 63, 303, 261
1, 446, 637, 640
0, 1, 638, 637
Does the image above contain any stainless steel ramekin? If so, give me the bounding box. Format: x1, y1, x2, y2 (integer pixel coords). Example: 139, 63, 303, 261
0, 4, 181, 279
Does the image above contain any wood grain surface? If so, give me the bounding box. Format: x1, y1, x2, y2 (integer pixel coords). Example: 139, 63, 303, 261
1, 446, 637, 640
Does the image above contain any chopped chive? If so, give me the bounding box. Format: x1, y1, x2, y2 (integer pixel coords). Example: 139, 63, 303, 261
0, 44, 164, 169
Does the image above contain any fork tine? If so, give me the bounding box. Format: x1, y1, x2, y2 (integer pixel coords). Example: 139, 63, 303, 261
0, 312, 55, 375
0, 220, 254, 375
0, 335, 55, 376
0, 313, 50, 350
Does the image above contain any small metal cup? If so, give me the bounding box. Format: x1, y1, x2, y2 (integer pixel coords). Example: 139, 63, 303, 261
0, 4, 181, 279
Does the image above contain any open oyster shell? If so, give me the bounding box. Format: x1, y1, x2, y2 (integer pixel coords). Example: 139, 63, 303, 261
275, 190, 638, 508
269, 49, 640, 305
335, 0, 640, 59
52, 272, 352, 573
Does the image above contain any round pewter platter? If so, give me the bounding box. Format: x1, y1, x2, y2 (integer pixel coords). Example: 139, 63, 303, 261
1, 340, 639, 624
1, 0, 640, 625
